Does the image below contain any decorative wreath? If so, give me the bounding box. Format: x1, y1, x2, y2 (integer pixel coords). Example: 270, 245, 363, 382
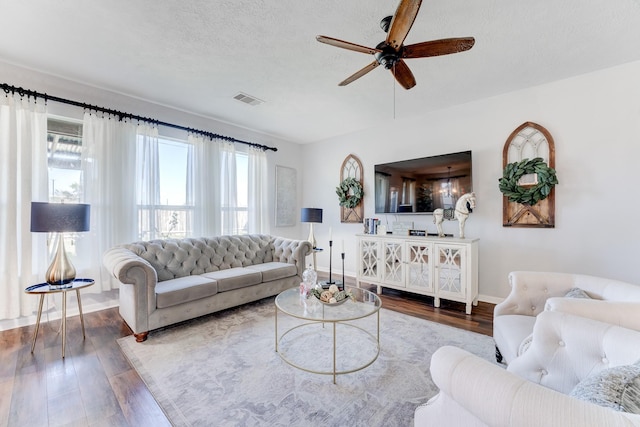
336, 177, 363, 209
498, 157, 558, 205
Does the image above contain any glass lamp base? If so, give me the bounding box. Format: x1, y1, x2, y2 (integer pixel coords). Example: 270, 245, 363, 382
45, 234, 76, 289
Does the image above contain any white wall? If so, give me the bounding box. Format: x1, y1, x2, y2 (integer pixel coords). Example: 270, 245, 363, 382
4, 59, 639, 302
302, 61, 640, 301
0, 60, 306, 240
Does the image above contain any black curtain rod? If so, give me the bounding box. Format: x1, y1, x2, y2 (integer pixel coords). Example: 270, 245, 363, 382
1, 82, 278, 152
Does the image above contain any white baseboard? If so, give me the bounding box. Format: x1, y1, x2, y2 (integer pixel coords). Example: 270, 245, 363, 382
477, 294, 503, 305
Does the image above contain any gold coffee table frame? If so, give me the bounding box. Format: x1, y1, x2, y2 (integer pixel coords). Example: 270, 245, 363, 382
275, 286, 381, 384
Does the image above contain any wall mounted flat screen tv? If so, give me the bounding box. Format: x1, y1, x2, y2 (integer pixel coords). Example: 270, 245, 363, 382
374, 150, 472, 214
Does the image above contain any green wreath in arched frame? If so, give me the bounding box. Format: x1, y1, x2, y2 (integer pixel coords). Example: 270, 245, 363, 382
498, 157, 558, 205
336, 177, 363, 209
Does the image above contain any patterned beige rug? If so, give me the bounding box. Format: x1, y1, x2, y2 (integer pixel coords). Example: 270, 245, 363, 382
117, 297, 496, 426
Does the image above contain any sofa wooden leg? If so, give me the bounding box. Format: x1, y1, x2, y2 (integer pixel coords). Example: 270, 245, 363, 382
495, 345, 504, 363
134, 331, 149, 343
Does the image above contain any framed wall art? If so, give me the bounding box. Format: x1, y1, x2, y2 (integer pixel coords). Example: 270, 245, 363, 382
338, 154, 364, 223
275, 165, 297, 227
500, 122, 557, 228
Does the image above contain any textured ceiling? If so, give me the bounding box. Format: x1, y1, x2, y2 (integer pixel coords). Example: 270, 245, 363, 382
1, 0, 640, 144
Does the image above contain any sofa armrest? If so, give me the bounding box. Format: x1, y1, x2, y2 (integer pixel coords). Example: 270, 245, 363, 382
103, 247, 157, 285
545, 297, 640, 331
271, 237, 312, 277
494, 271, 578, 318
103, 246, 158, 334
416, 346, 640, 427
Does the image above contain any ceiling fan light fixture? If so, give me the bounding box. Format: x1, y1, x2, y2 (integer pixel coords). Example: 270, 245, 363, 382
374, 43, 399, 69
380, 15, 393, 33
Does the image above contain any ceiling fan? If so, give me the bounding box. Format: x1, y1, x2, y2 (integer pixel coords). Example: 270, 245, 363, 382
316, 0, 475, 90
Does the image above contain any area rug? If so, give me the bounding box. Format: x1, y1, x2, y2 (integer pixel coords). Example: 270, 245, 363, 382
117, 297, 496, 427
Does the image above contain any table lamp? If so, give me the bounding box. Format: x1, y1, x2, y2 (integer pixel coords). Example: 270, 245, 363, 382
30, 202, 91, 288
300, 208, 322, 249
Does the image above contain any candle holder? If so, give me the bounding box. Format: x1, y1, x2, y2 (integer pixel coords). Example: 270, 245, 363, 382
327, 240, 335, 285
341, 252, 345, 291
320, 239, 345, 289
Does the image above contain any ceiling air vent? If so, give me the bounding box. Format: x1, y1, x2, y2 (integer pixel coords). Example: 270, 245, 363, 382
233, 92, 264, 106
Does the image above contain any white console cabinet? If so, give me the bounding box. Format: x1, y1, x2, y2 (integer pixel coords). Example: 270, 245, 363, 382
356, 234, 479, 314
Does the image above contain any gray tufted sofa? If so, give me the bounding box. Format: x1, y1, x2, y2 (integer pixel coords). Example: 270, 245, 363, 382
103, 234, 311, 342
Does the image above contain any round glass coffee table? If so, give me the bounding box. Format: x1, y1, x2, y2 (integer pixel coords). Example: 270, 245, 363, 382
275, 286, 381, 383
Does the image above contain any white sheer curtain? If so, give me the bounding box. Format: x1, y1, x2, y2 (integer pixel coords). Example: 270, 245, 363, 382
190, 134, 221, 237
136, 125, 160, 240
220, 141, 238, 235
77, 112, 138, 291
247, 146, 268, 233
192, 136, 262, 236
0, 95, 48, 319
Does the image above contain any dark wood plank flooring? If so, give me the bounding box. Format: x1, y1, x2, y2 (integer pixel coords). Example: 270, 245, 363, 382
0, 284, 494, 426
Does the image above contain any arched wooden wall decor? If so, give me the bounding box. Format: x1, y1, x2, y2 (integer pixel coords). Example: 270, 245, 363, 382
340, 154, 364, 223
502, 122, 556, 228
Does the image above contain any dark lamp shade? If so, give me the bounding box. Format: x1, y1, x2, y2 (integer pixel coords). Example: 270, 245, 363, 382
301, 208, 322, 224
30, 202, 91, 233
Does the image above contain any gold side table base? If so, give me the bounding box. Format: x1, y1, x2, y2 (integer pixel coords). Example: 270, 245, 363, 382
26, 279, 94, 359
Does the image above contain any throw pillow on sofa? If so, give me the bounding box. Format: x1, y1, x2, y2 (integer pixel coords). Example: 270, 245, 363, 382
569, 363, 640, 414
565, 287, 592, 299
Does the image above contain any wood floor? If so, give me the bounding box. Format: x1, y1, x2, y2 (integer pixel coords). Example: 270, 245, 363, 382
0, 284, 494, 427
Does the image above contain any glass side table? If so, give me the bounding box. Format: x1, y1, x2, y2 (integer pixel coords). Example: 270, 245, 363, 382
25, 278, 95, 358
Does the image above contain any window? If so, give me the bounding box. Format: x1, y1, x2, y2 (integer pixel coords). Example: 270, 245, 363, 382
47, 118, 84, 259
226, 151, 248, 235
48, 120, 257, 241
47, 118, 83, 203
137, 136, 193, 240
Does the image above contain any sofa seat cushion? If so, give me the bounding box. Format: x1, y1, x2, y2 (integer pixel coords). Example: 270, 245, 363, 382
245, 262, 297, 282
202, 268, 262, 292
494, 314, 537, 364
156, 276, 218, 309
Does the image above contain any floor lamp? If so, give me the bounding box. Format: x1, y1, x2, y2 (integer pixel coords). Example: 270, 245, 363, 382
31, 202, 91, 289
300, 208, 322, 269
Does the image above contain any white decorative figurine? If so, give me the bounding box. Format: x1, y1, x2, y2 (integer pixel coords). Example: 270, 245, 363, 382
433, 192, 476, 239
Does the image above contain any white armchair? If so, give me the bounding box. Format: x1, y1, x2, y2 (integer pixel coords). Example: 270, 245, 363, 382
493, 271, 640, 364
416, 311, 640, 427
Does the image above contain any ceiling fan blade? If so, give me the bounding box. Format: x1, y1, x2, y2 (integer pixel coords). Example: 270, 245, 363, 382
403, 37, 475, 58
386, 0, 423, 50
316, 35, 381, 55
392, 60, 416, 90
339, 61, 381, 86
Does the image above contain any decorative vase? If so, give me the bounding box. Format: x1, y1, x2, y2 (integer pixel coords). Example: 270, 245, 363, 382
302, 264, 317, 292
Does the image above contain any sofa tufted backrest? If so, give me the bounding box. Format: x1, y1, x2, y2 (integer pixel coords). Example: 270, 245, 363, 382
495, 271, 640, 318
507, 311, 640, 394
124, 234, 277, 282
